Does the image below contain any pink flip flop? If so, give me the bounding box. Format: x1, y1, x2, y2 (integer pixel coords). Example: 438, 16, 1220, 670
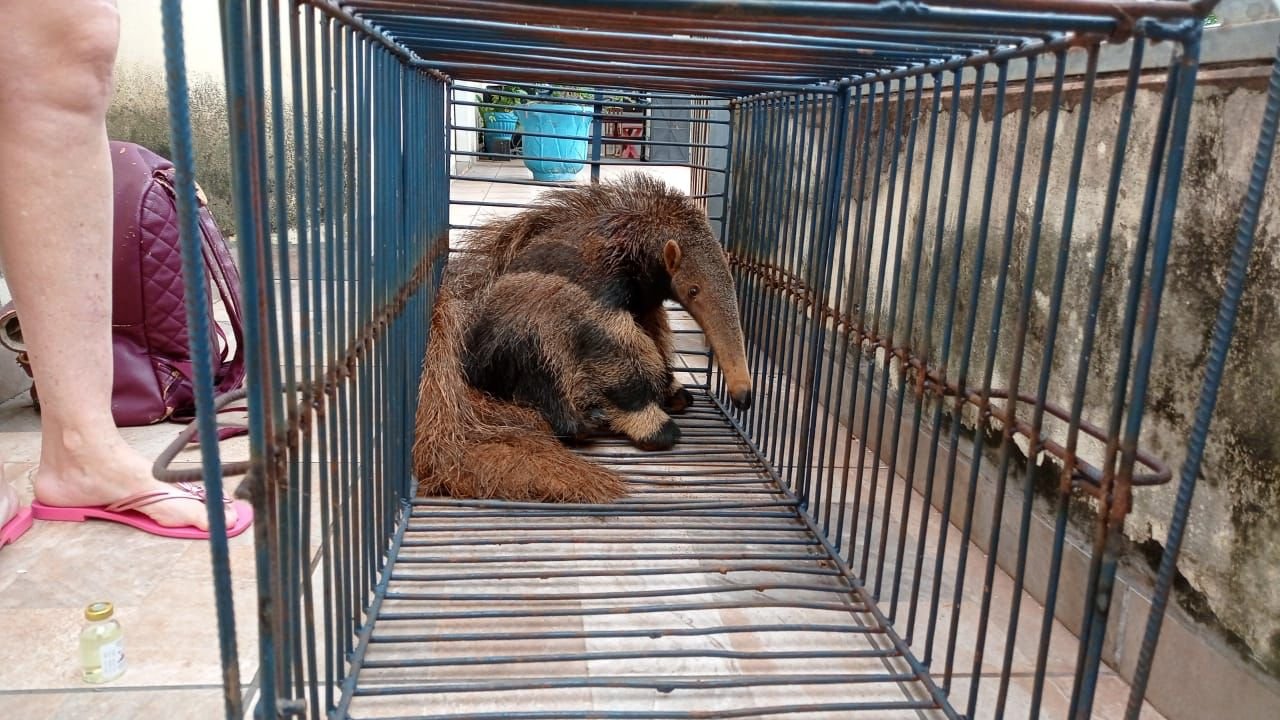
0, 505, 35, 549
30, 481, 253, 540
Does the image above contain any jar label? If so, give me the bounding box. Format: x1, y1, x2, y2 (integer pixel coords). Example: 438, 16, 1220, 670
99, 638, 125, 679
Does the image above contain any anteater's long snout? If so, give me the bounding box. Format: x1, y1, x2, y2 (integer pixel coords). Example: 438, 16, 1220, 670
718, 347, 753, 411
687, 301, 753, 413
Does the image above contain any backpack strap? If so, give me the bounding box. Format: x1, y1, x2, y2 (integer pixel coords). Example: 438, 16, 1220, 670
199, 200, 246, 392
156, 170, 246, 393
196, 193, 248, 442
201, 226, 241, 375
154, 171, 247, 440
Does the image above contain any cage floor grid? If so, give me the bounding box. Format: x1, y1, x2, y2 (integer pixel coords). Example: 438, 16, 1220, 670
347, 384, 945, 718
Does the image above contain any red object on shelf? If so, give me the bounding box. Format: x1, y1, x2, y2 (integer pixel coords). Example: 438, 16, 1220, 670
618, 123, 644, 159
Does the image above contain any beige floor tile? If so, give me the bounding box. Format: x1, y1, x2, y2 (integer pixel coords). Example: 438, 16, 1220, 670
3, 461, 37, 505
0, 548, 257, 691
448, 205, 478, 226
0, 442, 258, 696
343, 693, 429, 719
119, 576, 259, 687
746, 685, 929, 719
458, 162, 501, 179
1048, 671, 1167, 720
0, 430, 41, 464
481, 190, 541, 205
449, 178, 495, 194
450, 178, 493, 196
945, 670, 1076, 720
0, 607, 108, 690
412, 688, 596, 717
0, 518, 189, 610
52, 687, 230, 720
0, 690, 66, 720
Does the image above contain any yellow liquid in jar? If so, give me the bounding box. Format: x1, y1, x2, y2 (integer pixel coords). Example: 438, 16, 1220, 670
79, 619, 126, 684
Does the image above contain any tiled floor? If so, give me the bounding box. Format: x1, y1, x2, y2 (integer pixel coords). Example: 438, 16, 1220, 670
0, 407, 259, 718
448, 160, 694, 245
0, 159, 1160, 718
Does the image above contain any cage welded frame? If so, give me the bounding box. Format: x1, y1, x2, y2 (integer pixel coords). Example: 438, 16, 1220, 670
153, 1, 1278, 718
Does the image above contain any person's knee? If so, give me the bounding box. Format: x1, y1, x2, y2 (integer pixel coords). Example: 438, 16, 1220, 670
0, 0, 120, 120
40, 0, 121, 116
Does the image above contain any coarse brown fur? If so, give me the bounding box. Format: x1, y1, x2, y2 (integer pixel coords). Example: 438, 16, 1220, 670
411, 173, 752, 503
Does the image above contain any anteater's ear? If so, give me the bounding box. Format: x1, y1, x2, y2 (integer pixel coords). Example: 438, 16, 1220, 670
663, 239, 682, 274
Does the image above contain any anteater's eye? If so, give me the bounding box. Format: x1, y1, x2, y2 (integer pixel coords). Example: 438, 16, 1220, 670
687, 286, 700, 300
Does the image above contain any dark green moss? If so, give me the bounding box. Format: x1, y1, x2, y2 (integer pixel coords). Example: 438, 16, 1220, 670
108, 67, 237, 224
1137, 537, 1267, 672
1268, 631, 1280, 677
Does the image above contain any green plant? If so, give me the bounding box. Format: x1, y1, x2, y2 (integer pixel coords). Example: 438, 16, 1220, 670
478, 85, 525, 124
539, 85, 593, 102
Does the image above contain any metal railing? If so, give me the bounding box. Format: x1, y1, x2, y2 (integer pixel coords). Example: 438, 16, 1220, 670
149, 1, 1280, 718
161, 1, 448, 716
721, 27, 1204, 716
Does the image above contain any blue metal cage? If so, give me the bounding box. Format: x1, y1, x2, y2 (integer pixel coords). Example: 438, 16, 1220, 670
155, 1, 1279, 718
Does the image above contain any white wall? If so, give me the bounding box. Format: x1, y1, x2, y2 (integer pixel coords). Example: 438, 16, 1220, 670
116, 0, 226, 82
451, 88, 478, 175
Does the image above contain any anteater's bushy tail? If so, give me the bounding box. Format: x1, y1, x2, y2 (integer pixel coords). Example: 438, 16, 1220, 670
409, 249, 625, 504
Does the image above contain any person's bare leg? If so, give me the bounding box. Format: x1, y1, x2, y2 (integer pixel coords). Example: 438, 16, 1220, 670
0, 0, 234, 531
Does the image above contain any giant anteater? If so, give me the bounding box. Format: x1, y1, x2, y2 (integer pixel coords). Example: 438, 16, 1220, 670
411, 173, 752, 503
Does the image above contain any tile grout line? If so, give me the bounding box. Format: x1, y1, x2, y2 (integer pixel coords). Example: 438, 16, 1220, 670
0, 683, 229, 696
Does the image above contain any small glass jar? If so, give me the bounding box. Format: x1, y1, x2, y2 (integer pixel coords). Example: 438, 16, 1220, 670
79, 601, 126, 684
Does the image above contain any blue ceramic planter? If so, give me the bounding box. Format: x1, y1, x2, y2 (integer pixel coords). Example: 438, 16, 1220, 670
517, 103, 591, 181
483, 111, 517, 142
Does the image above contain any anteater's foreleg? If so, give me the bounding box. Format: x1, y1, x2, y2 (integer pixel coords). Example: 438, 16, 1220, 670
583, 312, 683, 451
637, 306, 693, 415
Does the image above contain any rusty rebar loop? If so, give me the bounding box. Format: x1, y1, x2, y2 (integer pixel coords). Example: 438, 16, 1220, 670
152, 387, 252, 484
729, 251, 1172, 493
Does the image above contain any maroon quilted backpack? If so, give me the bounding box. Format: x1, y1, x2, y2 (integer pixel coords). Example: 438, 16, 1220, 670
0, 141, 245, 427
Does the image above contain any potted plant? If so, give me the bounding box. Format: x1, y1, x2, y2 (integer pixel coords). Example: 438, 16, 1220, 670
516, 86, 594, 181
478, 85, 524, 151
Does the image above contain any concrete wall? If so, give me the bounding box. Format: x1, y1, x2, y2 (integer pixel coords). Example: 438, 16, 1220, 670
108, 62, 236, 223
857, 55, 1280, 688
727, 8, 1280, 704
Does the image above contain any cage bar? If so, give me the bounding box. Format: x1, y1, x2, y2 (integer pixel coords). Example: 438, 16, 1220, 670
150, 1, 1279, 718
